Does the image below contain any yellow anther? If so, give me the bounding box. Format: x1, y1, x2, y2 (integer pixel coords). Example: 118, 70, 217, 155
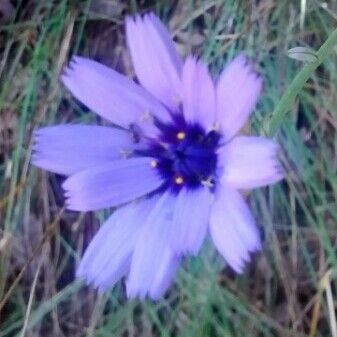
150, 160, 158, 168
177, 131, 186, 140
175, 176, 184, 185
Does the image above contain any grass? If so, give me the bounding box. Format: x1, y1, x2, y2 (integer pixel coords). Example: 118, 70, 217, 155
0, 0, 337, 336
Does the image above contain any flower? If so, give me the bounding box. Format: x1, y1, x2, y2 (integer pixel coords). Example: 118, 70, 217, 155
32, 12, 283, 299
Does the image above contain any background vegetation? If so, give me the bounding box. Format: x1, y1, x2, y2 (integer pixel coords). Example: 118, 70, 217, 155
0, 0, 337, 336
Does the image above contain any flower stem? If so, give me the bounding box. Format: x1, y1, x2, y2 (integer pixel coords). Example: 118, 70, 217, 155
269, 27, 337, 136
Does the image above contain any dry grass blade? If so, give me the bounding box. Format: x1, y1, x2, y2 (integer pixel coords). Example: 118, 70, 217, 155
18, 257, 43, 337
0, 208, 65, 313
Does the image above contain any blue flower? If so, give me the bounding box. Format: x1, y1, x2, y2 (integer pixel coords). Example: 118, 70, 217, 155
33, 13, 283, 299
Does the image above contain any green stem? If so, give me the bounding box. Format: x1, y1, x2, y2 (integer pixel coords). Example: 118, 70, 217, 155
269, 27, 337, 136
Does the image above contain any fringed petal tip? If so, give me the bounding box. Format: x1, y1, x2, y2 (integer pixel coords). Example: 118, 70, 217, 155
60, 56, 91, 97
170, 187, 212, 255
76, 246, 179, 300
183, 55, 211, 76
232, 56, 263, 96
75, 269, 119, 294
31, 129, 48, 169
125, 11, 175, 40
71, 196, 182, 299
126, 254, 179, 301
223, 53, 262, 81
219, 136, 284, 189
228, 241, 262, 274
216, 55, 263, 140
60, 55, 81, 81
61, 158, 163, 212
125, 11, 182, 110
210, 184, 262, 274
59, 55, 170, 135
75, 270, 119, 295
125, 285, 164, 301
126, 192, 180, 300
219, 236, 261, 275
31, 129, 44, 153
32, 125, 135, 176
182, 55, 216, 130
73, 200, 158, 295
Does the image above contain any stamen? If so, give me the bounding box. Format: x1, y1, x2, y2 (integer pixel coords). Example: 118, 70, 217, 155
176, 131, 186, 140
158, 142, 169, 149
120, 149, 131, 159
144, 120, 221, 190
211, 121, 221, 131
175, 176, 184, 185
140, 110, 153, 122
172, 95, 181, 104
201, 177, 214, 188
150, 160, 158, 168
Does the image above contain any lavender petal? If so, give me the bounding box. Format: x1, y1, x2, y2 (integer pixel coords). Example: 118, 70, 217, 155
62, 157, 163, 211
218, 136, 284, 189
127, 192, 178, 299
210, 183, 261, 273
61, 56, 170, 135
77, 197, 157, 291
182, 56, 216, 130
126, 13, 182, 111
170, 187, 212, 255
216, 55, 263, 140
32, 125, 134, 175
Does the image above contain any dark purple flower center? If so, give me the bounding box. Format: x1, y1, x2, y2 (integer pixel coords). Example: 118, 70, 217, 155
136, 114, 221, 192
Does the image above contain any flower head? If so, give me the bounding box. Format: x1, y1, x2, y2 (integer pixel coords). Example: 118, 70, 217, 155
32, 12, 283, 299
